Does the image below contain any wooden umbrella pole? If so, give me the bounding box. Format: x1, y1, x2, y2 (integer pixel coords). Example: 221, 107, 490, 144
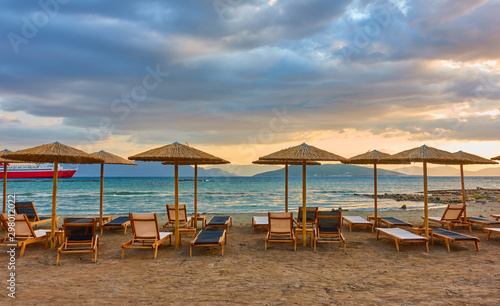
194, 164, 198, 229
285, 164, 288, 212
423, 162, 429, 239
3, 163, 6, 213
302, 161, 307, 246
460, 164, 467, 219
100, 163, 104, 235
50, 162, 59, 248
175, 162, 180, 248
374, 163, 378, 227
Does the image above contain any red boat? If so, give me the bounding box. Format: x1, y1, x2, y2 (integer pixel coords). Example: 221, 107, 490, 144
0, 163, 77, 179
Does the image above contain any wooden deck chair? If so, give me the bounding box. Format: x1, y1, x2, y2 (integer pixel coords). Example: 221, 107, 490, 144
491, 214, 500, 221
252, 216, 268, 232
468, 217, 500, 229
431, 228, 479, 252
342, 216, 373, 232
295, 206, 319, 229
265, 212, 296, 251
0, 213, 50, 256
427, 204, 471, 231
206, 216, 232, 232
314, 210, 346, 252
484, 227, 500, 240
376, 228, 429, 252
380, 217, 412, 228
57, 218, 99, 264
102, 216, 131, 234
122, 213, 172, 259
14, 201, 59, 227
190, 230, 226, 257
163, 204, 192, 230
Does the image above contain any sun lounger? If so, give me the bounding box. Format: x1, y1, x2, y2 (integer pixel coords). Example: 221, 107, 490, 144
265, 212, 296, 251
427, 204, 471, 231
342, 216, 373, 232
57, 218, 99, 264
431, 228, 479, 252
380, 217, 412, 228
295, 206, 319, 229
163, 204, 193, 230
14, 201, 59, 227
206, 216, 232, 232
468, 217, 500, 229
314, 211, 346, 252
190, 229, 226, 257
484, 227, 500, 240
491, 214, 500, 221
0, 213, 50, 256
102, 216, 131, 234
122, 213, 173, 259
252, 216, 268, 232
376, 228, 429, 252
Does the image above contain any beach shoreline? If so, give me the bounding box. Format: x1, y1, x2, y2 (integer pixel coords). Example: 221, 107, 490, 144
2, 199, 500, 304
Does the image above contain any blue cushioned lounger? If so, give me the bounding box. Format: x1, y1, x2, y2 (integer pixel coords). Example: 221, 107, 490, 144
190, 230, 226, 257
380, 217, 412, 228
432, 228, 480, 252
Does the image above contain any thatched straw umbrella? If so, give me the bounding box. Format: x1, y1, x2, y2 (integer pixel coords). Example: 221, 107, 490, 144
258, 143, 347, 246
0, 149, 31, 213
344, 150, 409, 227
4, 142, 103, 247
449, 151, 497, 218
252, 160, 320, 212
381, 145, 468, 239
161, 158, 229, 229
492, 155, 500, 161
89, 150, 137, 234
129, 142, 228, 248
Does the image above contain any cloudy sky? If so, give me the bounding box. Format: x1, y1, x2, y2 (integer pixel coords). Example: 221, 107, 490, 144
1, 0, 499, 166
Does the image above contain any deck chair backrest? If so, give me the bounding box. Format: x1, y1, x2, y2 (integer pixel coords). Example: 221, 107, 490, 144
1, 213, 35, 239
298, 206, 319, 222
166, 204, 188, 222
130, 213, 160, 240
268, 212, 294, 235
63, 219, 96, 243
441, 205, 465, 221
14, 202, 39, 221
317, 210, 342, 233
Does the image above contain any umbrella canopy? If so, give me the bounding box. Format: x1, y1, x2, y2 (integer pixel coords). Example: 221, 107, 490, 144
1, 149, 31, 213
252, 159, 320, 212
344, 150, 409, 227
129, 142, 228, 247
4, 142, 103, 247
258, 143, 346, 246
448, 151, 497, 219
491, 155, 500, 161
161, 158, 230, 230
90, 150, 137, 234
381, 145, 469, 239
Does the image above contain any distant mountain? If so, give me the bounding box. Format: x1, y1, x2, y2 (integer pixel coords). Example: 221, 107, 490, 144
395, 166, 500, 176
204, 164, 281, 177
253, 164, 404, 177
72, 161, 237, 177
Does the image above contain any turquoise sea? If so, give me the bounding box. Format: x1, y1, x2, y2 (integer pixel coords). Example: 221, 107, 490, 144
3, 176, 499, 216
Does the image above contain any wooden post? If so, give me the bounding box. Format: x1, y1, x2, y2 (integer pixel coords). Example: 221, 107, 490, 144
2, 163, 6, 213
175, 162, 180, 248
460, 164, 467, 219
100, 163, 104, 234
423, 162, 429, 239
374, 163, 378, 227
50, 162, 59, 248
285, 164, 288, 212
302, 161, 307, 246
194, 164, 198, 229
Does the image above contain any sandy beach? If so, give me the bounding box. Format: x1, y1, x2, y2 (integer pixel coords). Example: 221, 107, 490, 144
2, 200, 500, 305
